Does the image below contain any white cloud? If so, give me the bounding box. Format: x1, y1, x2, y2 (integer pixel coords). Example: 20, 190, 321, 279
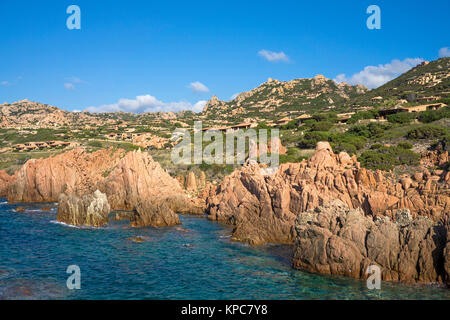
64, 77, 86, 91
86, 94, 206, 113
65, 76, 85, 84
438, 47, 450, 58
188, 81, 209, 93
334, 57, 424, 89
258, 49, 290, 62
1, 81, 9, 86
64, 83, 75, 90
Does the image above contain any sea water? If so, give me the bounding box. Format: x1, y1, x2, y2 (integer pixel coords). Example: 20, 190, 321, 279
0, 200, 448, 300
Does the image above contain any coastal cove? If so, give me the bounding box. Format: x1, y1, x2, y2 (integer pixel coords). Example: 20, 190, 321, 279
0, 201, 449, 300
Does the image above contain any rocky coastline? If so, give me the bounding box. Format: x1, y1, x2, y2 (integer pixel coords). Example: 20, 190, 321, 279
0, 143, 448, 286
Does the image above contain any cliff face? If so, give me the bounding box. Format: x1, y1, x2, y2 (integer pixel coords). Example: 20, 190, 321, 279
292, 200, 449, 285
206, 142, 449, 245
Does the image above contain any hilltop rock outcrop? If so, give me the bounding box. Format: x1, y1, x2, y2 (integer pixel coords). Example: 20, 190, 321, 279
292, 200, 449, 285
57, 190, 110, 227
206, 142, 449, 245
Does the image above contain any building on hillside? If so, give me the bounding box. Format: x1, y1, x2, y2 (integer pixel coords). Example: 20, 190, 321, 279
403, 103, 446, 113
416, 96, 439, 102
337, 112, 355, 124
228, 122, 254, 131
377, 108, 407, 119
276, 117, 291, 126
295, 114, 313, 125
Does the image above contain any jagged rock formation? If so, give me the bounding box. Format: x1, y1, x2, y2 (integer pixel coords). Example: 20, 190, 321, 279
292, 200, 449, 285
0, 170, 14, 197
100, 149, 204, 215
6, 148, 124, 202
185, 171, 198, 192
57, 190, 110, 227
206, 142, 449, 245
130, 201, 180, 227
1, 148, 204, 219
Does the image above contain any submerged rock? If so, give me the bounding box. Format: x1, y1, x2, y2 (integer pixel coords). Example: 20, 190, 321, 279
57, 190, 110, 227
292, 200, 449, 285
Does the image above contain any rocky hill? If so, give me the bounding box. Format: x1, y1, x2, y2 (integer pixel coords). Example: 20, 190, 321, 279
351, 57, 450, 105
0, 99, 187, 129
201, 75, 368, 121
0, 99, 102, 128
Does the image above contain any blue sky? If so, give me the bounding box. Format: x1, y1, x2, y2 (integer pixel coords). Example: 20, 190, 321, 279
0, 0, 449, 113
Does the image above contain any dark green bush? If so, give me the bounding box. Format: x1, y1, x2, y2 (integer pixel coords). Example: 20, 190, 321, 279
298, 131, 331, 148
406, 126, 446, 139
359, 146, 420, 171
347, 122, 392, 138
331, 142, 357, 155
310, 121, 334, 132
370, 143, 383, 149
397, 142, 413, 149
387, 112, 416, 124
347, 110, 379, 124
418, 106, 450, 123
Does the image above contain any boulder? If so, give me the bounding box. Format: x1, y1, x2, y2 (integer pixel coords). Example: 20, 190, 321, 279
292, 200, 448, 284
57, 190, 110, 227
130, 200, 180, 227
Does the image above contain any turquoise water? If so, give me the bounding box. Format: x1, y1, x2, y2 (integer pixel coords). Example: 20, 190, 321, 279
0, 200, 448, 300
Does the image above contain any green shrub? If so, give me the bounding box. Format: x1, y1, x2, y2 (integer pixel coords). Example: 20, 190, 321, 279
387, 112, 416, 124
328, 133, 366, 150
406, 126, 446, 139
347, 110, 379, 124
359, 146, 420, 171
347, 122, 392, 138
310, 121, 334, 132
88, 141, 103, 148
397, 142, 413, 149
279, 154, 308, 164
312, 112, 338, 123
331, 142, 357, 155
370, 143, 383, 149
298, 131, 331, 148
418, 106, 450, 123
